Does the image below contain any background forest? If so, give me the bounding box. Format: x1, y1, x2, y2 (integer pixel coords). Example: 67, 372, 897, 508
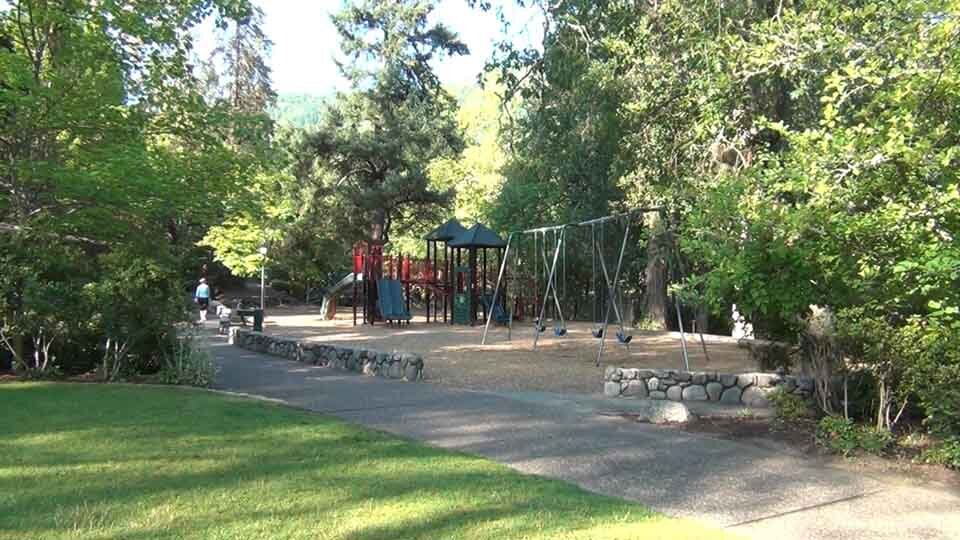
1, 0, 958, 465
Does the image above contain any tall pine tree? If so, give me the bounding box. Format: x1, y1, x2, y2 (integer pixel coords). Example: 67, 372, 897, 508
299, 0, 466, 246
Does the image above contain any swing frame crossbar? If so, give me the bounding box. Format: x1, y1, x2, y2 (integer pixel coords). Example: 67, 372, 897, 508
481, 207, 672, 367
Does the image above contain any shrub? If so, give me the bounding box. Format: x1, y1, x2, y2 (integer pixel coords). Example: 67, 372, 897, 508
857, 427, 894, 455
921, 439, 960, 470
816, 416, 892, 457
905, 326, 960, 442
158, 331, 217, 387
769, 388, 812, 428
816, 416, 859, 456
89, 251, 187, 378
0, 236, 97, 376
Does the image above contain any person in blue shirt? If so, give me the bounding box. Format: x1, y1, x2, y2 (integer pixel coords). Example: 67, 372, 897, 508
195, 278, 211, 321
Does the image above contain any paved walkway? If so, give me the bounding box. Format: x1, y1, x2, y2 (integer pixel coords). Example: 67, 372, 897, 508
209, 337, 960, 539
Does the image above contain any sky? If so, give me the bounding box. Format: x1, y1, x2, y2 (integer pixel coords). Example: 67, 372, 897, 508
196, 0, 544, 96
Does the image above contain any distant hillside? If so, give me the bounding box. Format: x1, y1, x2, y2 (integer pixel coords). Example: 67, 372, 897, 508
270, 85, 483, 130
270, 93, 329, 129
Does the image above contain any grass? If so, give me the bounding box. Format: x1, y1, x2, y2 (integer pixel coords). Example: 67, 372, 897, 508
0, 383, 734, 540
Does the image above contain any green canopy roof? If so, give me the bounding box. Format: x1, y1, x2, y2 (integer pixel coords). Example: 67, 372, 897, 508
424, 218, 467, 241
447, 223, 507, 248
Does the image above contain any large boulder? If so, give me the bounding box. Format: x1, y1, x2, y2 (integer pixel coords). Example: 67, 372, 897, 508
622, 380, 649, 398
604, 381, 623, 397
682, 385, 709, 401
720, 386, 743, 404
706, 382, 724, 401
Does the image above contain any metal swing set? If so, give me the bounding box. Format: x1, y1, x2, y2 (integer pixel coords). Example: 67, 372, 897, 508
482, 207, 678, 367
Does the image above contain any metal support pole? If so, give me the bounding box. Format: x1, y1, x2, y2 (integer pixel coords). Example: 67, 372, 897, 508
260, 264, 265, 311
675, 295, 691, 371
544, 229, 567, 329
482, 233, 513, 345
699, 328, 712, 364
596, 220, 631, 366
596, 239, 627, 331
425, 242, 431, 323
533, 227, 565, 351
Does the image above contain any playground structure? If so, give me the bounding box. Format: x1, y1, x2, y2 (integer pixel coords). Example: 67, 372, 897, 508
482, 207, 713, 367
318, 207, 713, 370
343, 218, 509, 327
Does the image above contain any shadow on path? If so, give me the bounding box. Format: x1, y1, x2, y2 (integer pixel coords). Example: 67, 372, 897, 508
209, 336, 960, 540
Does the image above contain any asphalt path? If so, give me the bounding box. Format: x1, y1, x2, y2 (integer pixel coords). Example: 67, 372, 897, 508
210, 337, 960, 539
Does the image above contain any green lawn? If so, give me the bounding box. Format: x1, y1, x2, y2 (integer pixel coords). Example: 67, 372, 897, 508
0, 383, 733, 539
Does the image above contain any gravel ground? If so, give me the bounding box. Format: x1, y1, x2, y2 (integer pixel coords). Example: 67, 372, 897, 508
257, 306, 758, 394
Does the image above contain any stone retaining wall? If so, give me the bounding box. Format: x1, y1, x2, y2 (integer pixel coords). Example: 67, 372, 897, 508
603, 367, 813, 407
230, 329, 424, 381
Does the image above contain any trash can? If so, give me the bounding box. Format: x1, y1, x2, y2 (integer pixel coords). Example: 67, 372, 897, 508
252, 309, 264, 332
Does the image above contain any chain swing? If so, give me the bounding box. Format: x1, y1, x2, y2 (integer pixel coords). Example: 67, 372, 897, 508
552, 229, 568, 337
591, 222, 604, 338
593, 216, 635, 367
532, 231, 545, 333
532, 226, 569, 349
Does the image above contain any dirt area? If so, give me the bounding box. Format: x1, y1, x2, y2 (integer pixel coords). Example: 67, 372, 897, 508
259, 305, 758, 394
682, 416, 960, 488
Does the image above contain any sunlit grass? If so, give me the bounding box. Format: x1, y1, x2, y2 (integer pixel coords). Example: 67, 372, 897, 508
0, 383, 734, 539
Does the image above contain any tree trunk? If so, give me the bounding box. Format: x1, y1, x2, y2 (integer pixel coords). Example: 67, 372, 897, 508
641, 218, 669, 330
366, 208, 388, 322
695, 304, 709, 334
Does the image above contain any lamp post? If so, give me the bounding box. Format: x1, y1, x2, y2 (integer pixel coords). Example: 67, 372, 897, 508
258, 246, 268, 311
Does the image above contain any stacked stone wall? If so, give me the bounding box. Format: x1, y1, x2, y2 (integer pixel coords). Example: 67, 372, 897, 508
604, 367, 813, 407
230, 329, 423, 381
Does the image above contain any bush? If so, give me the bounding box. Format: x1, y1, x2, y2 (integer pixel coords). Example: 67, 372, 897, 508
89, 250, 188, 379
816, 416, 893, 457
835, 311, 960, 440
0, 236, 98, 376
905, 326, 960, 442
921, 439, 960, 470
157, 331, 217, 387
769, 388, 812, 428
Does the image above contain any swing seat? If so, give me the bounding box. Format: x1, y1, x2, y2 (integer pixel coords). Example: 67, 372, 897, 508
616, 331, 633, 344
554, 326, 567, 337
534, 320, 546, 333
591, 328, 604, 338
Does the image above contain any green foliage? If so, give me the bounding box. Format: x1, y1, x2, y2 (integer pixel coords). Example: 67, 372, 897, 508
906, 328, 960, 441
296, 0, 466, 250
487, 1, 960, 448
683, 0, 960, 338
816, 416, 893, 457
201, 214, 276, 278
158, 331, 218, 387
389, 77, 510, 256
0, 0, 262, 379
769, 389, 813, 428
271, 93, 330, 128
1, 0, 259, 251
0, 234, 94, 376
0, 232, 191, 378
749, 342, 795, 373
921, 439, 960, 470
88, 251, 187, 378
